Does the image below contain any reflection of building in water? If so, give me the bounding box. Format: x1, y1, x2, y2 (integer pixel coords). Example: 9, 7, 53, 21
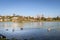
4, 23, 8, 29
17, 23, 24, 30
37, 22, 43, 27
18, 23, 24, 28
40, 22, 43, 26
12, 22, 24, 31
12, 23, 19, 29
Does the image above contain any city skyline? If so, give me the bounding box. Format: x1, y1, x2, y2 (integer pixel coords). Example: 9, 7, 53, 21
0, 0, 60, 17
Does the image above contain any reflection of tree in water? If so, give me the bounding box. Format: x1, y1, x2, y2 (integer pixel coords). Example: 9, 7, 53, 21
29, 22, 44, 28
12, 22, 24, 32
0, 22, 4, 28
17, 22, 25, 30
12, 22, 19, 28
4, 23, 9, 31
11, 23, 16, 32
4, 23, 8, 29
18, 23, 24, 28
12, 29, 14, 32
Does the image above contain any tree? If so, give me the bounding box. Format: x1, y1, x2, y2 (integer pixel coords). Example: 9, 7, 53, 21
56, 16, 60, 20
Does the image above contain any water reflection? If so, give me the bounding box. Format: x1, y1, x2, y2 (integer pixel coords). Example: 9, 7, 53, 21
12, 22, 19, 29
6, 29, 8, 31
0, 22, 60, 30
47, 27, 52, 32
38, 22, 43, 26
12, 29, 15, 32
18, 23, 24, 30
36, 22, 44, 27
0, 22, 60, 40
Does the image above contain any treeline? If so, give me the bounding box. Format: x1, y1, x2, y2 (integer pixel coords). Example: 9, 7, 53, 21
35, 16, 60, 21
0, 16, 60, 22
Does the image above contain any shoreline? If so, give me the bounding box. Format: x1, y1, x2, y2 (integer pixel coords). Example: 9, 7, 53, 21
0, 21, 60, 23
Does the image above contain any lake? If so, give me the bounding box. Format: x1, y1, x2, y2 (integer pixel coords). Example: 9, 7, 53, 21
0, 22, 60, 40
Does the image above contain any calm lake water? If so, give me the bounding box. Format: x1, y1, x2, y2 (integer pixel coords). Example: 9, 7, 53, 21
0, 22, 60, 40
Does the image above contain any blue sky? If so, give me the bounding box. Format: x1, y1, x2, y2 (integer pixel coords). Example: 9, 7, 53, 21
0, 0, 60, 17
